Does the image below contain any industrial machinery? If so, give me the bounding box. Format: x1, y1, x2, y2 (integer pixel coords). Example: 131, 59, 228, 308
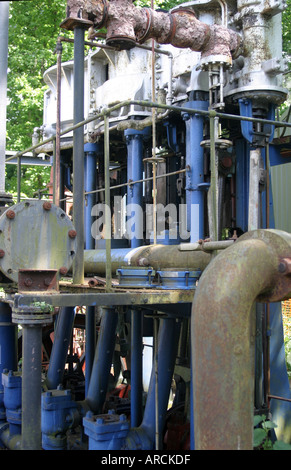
1, 0, 291, 451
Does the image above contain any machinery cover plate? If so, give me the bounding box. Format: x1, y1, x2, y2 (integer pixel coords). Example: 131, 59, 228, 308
0, 200, 77, 282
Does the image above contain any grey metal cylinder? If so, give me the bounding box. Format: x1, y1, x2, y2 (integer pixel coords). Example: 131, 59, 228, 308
21, 325, 42, 450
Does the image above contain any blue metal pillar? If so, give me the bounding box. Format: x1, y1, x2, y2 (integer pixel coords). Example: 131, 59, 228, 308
124, 128, 149, 428
86, 307, 118, 413
130, 309, 143, 427
183, 101, 209, 242
0, 303, 17, 423
45, 307, 76, 390
84, 142, 99, 395
124, 128, 150, 248
137, 318, 182, 449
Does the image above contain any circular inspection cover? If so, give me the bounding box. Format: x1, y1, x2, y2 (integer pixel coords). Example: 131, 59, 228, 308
0, 200, 77, 282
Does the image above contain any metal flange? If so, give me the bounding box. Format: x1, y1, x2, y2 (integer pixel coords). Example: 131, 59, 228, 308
0, 200, 77, 283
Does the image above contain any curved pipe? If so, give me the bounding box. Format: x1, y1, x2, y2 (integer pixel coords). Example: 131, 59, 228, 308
191, 229, 291, 450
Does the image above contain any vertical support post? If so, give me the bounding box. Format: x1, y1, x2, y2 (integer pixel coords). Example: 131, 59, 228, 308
17, 156, 21, 204
0, 1, 9, 195
248, 148, 261, 231
72, 26, 85, 285
84, 143, 98, 394
141, 318, 181, 448
209, 113, 218, 240
183, 101, 208, 242
125, 128, 149, 248
21, 325, 43, 450
55, 38, 62, 207
104, 114, 112, 291
130, 309, 143, 428
0, 302, 17, 423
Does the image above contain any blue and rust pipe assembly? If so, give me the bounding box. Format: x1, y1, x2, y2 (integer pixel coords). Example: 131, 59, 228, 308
1, 0, 291, 451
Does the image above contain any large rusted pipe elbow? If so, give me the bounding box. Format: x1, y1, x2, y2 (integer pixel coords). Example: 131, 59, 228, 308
191, 229, 291, 450
63, 0, 241, 60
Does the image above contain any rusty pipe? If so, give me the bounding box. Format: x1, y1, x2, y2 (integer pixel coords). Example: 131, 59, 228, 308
191, 229, 291, 450
63, 0, 241, 60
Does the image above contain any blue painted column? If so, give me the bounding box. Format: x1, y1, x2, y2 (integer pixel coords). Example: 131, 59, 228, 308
86, 308, 118, 413
183, 101, 209, 242
45, 307, 76, 390
130, 309, 143, 427
124, 128, 149, 429
139, 318, 181, 448
84, 143, 99, 395
124, 128, 150, 248
0, 303, 17, 423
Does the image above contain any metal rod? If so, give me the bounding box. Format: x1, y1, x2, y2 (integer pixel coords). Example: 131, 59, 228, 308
0, 1, 9, 194
209, 115, 218, 240
17, 156, 21, 203
154, 317, 159, 450
21, 325, 42, 450
104, 114, 112, 291
72, 26, 85, 285
130, 309, 143, 427
60, 168, 187, 201
5, 100, 291, 163
55, 38, 62, 206
248, 148, 261, 231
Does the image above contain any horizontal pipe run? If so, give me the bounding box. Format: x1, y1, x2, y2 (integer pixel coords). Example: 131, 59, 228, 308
6, 100, 291, 162
179, 240, 235, 251
83, 245, 211, 275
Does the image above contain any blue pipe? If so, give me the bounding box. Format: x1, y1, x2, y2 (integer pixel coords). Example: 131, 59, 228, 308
125, 128, 150, 248
125, 318, 182, 449
86, 307, 118, 413
0, 303, 17, 423
84, 143, 100, 395
124, 128, 149, 429
130, 309, 143, 427
183, 100, 209, 242
45, 307, 76, 390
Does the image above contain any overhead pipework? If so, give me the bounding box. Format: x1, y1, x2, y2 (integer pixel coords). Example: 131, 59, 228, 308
1, 0, 291, 452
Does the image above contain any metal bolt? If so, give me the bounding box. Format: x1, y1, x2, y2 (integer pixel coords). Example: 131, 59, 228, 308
44, 277, 52, 287
59, 267, 68, 276
24, 277, 33, 287
43, 201, 52, 211
68, 229, 77, 239
6, 210, 15, 219
278, 258, 291, 275
0, 250, 5, 258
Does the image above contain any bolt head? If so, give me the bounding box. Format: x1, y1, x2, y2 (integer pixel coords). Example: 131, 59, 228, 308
59, 266, 68, 276
24, 277, 33, 287
43, 201, 52, 211
0, 250, 5, 258
6, 210, 15, 219
68, 229, 77, 239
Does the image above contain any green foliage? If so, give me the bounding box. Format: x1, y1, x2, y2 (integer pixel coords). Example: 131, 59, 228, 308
7, 0, 73, 152
253, 414, 291, 450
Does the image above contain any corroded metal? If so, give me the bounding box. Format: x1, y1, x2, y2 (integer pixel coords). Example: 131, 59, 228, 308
62, 0, 241, 61
191, 229, 291, 450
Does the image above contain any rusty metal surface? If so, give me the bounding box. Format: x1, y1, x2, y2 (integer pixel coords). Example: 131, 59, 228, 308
191, 229, 291, 450
62, 0, 241, 60
18, 269, 59, 293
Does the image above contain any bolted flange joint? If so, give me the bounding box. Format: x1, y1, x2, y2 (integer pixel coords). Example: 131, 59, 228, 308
12, 301, 53, 327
